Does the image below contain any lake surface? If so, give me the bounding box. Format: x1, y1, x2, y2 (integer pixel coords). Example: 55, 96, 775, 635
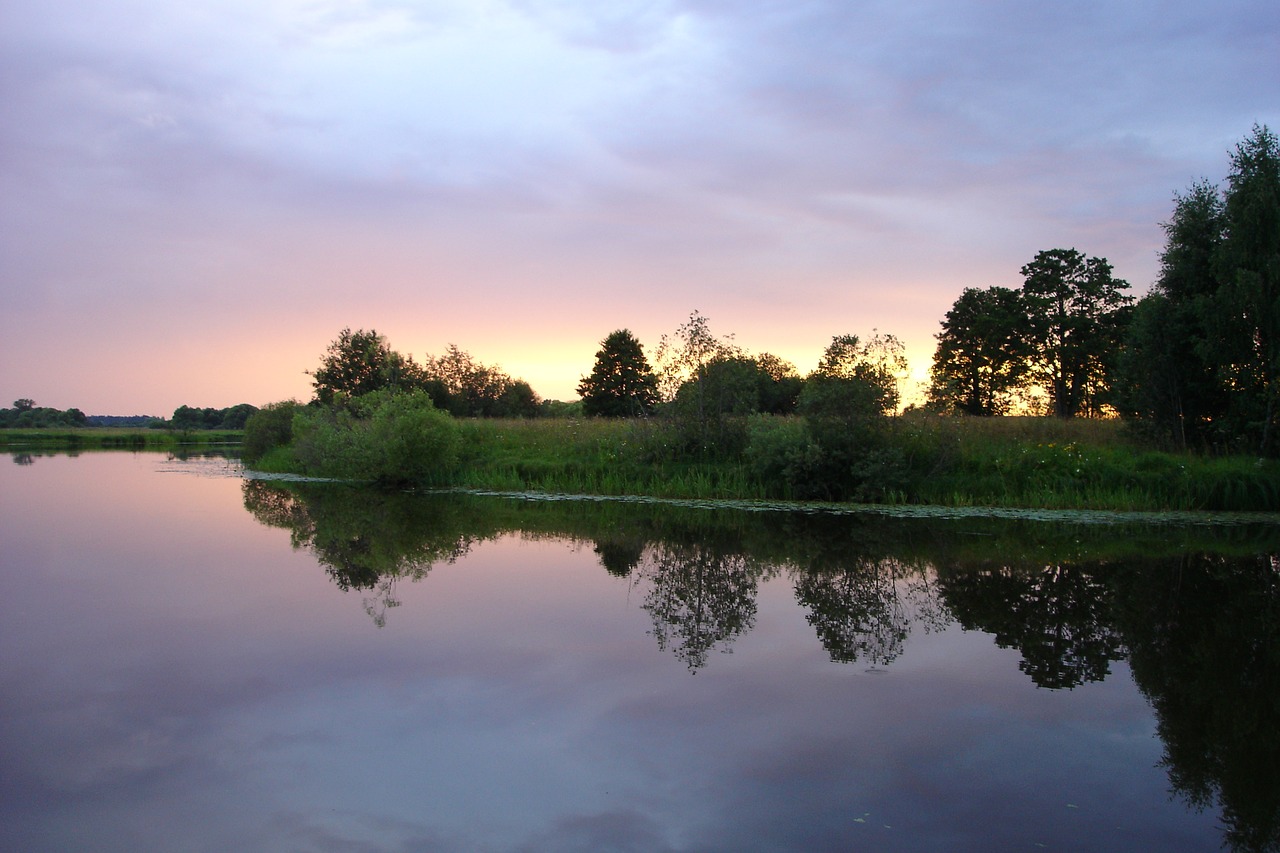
3, 451, 1278, 852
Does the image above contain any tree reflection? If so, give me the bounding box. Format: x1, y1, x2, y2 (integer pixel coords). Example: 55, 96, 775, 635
636, 543, 760, 672
1115, 553, 1280, 853
794, 557, 946, 667
242, 480, 479, 626
937, 562, 1124, 689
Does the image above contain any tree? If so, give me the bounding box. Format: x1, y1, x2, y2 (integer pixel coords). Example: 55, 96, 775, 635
1118, 126, 1280, 453
1020, 249, 1133, 418
1217, 124, 1280, 453
423, 344, 539, 417
928, 286, 1030, 415
753, 353, 803, 415
811, 331, 908, 414
577, 329, 658, 417
309, 328, 427, 405
1117, 181, 1227, 448
653, 312, 755, 457
796, 333, 911, 501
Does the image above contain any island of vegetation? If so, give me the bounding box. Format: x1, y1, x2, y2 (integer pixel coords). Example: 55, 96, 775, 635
9, 127, 1280, 511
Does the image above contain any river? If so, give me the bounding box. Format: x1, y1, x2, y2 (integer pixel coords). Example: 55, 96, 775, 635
2, 450, 1277, 852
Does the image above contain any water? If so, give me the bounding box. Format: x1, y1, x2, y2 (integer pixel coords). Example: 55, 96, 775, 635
2, 451, 1277, 852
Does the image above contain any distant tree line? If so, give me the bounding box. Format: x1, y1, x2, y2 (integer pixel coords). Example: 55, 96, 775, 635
0, 398, 261, 431
0, 399, 87, 428
168, 403, 259, 430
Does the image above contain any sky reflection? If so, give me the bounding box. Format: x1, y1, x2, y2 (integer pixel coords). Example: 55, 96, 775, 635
0, 453, 1236, 852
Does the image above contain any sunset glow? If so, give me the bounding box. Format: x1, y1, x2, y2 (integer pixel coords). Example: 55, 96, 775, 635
3, 1, 1276, 414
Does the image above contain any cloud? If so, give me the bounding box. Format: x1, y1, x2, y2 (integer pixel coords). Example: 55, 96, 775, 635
1, 0, 1277, 409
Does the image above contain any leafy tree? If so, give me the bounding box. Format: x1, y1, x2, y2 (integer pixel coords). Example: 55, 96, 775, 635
796, 333, 911, 501
577, 329, 659, 417
1020, 249, 1133, 418
291, 389, 460, 485
13, 398, 34, 412
653, 310, 736, 402
309, 328, 428, 405
1117, 181, 1228, 448
753, 352, 804, 415
654, 312, 756, 457
812, 331, 908, 413
928, 286, 1030, 415
1217, 124, 1280, 453
424, 344, 539, 418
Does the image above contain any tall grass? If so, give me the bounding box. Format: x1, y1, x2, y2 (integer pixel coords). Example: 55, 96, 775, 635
445, 415, 1280, 511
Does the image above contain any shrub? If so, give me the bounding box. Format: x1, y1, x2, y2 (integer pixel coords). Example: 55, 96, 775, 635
242, 401, 300, 463
290, 390, 460, 486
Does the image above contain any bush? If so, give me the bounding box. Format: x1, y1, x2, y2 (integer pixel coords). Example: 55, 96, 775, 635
290, 390, 460, 486
242, 401, 300, 463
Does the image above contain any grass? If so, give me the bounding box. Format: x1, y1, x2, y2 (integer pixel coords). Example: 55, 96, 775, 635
444, 415, 1280, 512
0, 427, 244, 451
21, 415, 1275, 513
451, 418, 768, 500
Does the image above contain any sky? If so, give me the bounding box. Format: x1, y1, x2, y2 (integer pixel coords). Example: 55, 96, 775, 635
2, 0, 1278, 415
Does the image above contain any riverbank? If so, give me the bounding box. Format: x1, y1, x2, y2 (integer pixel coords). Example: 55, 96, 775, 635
0, 427, 244, 451
245, 413, 1280, 513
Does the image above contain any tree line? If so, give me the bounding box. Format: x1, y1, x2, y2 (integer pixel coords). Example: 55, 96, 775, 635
928, 124, 1280, 456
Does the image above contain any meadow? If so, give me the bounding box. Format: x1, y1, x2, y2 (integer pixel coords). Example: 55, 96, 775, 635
16, 414, 1278, 512
444, 414, 1280, 512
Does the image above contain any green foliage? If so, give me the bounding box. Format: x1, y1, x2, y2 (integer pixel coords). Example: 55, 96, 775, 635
0, 401, 87, 428
753, 353, 803, 415
423, 344, 541, 417
1019, 248, 1133, 418
290, 390, 460, 486
1120, 126, 1280, 455
1218, 124, 1280, 453
928, 286, 1029, 415
170, 403, 259, 431
309, 328, 430, 405
577, 329, 659, 417
241, 400, 300, 463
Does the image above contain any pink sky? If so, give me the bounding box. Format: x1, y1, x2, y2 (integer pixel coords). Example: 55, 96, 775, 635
3, 0, 1277, 414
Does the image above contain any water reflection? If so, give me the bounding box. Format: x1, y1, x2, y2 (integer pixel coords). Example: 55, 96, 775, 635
239, 479, 1280, 851
638, 544, 760, 671
1115, 552, 1280, 852
937, 562, 1125, 689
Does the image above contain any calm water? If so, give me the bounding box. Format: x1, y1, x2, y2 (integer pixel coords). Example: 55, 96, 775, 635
2, 451, 1278, 852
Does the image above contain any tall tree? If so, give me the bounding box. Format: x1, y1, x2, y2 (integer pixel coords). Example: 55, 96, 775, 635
577, 329, 659, 417
1020, 249, 1133, 418
1217, 124, 1280, 453
928, 286, 1030, 415
1117, 181, 1227, 448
